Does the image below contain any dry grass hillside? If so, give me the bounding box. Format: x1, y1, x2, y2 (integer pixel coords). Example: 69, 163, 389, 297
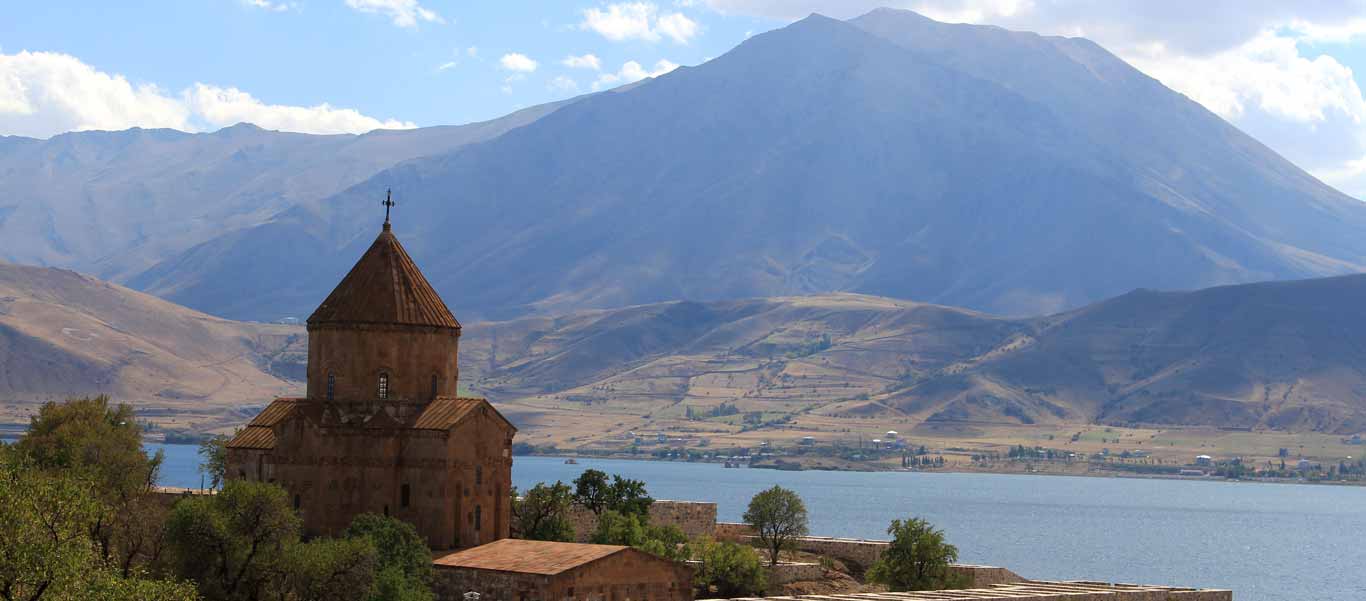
459, 276, 1366, 449
0, 262, 305, 434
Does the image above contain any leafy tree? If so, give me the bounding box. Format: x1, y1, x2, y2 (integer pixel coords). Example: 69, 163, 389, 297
344, 514, 434, 601
0, 448, 196, 601
14, 396, 167, 576
511, 482, 576, 542
572, 470, 612, 516
691, 538, 766, 599
164, 480, 301, 601
865, 517, 966, 591
276, 538, 376, 601
742, 486, 808, 566
198, 434, 231, 491
608, 475, 653, 517
589, 511, 689, 562
572, 470, 653, 518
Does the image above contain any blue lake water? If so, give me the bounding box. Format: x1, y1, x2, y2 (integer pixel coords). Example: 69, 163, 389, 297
9, 441, 1363, 601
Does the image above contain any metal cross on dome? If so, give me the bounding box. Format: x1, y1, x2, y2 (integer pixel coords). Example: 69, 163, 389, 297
382, 189, 396, 224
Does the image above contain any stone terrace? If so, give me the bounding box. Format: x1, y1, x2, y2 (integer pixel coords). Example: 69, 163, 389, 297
706, 580, 1232, 601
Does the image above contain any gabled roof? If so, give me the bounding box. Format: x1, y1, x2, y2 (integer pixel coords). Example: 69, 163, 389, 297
413, 397, 518, 432
432, 540, 631, 575
307, 224, 460, 330
228, 398, 302, 450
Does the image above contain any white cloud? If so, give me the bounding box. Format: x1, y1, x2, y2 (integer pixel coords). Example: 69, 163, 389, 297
436, 61, 458, 71
581, 2, 700, 44
655, 11, 701, 43
344, 0, 445, 28
500, 53, 539, 73
549, 75, 581, 92
186, 84, 416, 133
562, 54, 603, 70
0, 50, 413, 138
593, 59, 679, 90
466, 47, 479, 57
243, 0, 297, 12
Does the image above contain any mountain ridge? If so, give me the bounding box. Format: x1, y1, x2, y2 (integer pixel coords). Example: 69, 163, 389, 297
126, 9, 1366, 324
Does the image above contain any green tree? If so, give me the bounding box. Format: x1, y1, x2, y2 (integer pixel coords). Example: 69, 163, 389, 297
742, 486, 808, 566
14, 396, 167, 576
572, 469, 612, 515
198, 434, 231, 491
865, 517, 965, 591
589, 512, 689, 562
691, 538, 766, 599
608, 476, 653, 517
511, 482, 576, 542
0, 448, 196, 601
275, 538, 376, 601
344, 514, 434, 601
572, 470, 653, 518
164, 480, 301, 601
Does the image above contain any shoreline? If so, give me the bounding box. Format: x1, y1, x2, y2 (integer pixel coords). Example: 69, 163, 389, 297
522, 452, 1366, 488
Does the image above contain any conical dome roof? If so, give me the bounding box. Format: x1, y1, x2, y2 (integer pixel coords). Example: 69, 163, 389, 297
307, 224, 460, 329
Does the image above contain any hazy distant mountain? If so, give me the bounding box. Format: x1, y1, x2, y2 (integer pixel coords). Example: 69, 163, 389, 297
132, 9, 1366, 323
0, 262, 305, 432
459, 275, 1366, 435
0, 99, 571, 283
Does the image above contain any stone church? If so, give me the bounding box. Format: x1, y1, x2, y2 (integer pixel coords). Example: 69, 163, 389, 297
226, 212, 515, 550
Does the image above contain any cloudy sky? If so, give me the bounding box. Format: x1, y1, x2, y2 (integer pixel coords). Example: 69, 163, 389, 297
5, 1, 1366, 197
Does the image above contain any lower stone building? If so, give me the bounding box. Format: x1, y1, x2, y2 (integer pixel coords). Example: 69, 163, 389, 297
432, 539, 694, 601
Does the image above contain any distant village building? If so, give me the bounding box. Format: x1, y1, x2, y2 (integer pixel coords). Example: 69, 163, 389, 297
1194, 455, 1213, 467
225, 211, 515, 549
433, 539, 694, 601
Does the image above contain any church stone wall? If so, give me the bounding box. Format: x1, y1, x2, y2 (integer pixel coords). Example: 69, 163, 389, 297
306, 324, 460, 402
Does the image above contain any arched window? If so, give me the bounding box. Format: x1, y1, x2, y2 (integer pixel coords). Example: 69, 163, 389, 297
475, 465, 483, 487
326, 373, 335, 401
401, 483, 411, 508
431, 374, 438, 399
474, 505, 482, 531
293, 494, 301, 510
378, 373, 389, 400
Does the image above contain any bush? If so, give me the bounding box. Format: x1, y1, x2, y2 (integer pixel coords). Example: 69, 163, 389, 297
512, 482, 576, 542
590, 511, 689, 562
692, 538, 766, 598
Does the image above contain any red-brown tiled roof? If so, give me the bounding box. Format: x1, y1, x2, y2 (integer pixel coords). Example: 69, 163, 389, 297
307, 224, 460, 330
247, 398, 301, 427
432, 540, 628, 575
226, 426, 276, 450
413, 397, 517, 432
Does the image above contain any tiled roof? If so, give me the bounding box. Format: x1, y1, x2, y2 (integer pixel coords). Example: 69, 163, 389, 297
248, 398, 301, 427
307, 224, 460, 330
226, 426, 276, 450
413, 397, 517, 432
433, 540, 629, 575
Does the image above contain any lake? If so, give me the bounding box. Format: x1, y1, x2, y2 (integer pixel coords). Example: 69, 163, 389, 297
11, 441, 1364, 601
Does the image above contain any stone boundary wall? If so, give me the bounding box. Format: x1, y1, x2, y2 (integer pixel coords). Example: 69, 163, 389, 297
764, 562, 825, 586
714, 524, 1024, 587
567, 500, 717, 543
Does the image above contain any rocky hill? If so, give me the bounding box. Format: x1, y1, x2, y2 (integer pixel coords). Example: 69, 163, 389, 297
129, 9, 1366, 323
459, 275, 1366, 435
0, 262, 305, 433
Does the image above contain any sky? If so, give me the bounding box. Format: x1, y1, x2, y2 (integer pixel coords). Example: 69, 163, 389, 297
5, 1, 1366, 196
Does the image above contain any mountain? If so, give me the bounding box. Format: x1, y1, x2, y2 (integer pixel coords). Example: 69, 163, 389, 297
459, 275, 1366, 436
3, 262, 1363, 435
130, 8, 1366, 324
0, 262, 305, 433
0, 98, 572, 283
